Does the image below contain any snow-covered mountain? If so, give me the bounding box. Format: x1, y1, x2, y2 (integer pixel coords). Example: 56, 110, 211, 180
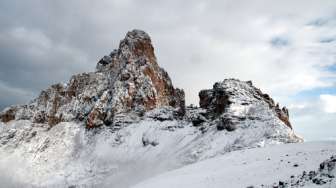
1, 29, 331, 188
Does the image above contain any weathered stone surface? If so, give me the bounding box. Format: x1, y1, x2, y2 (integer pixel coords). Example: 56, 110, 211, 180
199, 79, 293, 129
275, 105, 292, 129
0, 29, 185, 128
0, 107, 17, 123
217, 116, 238, 131
268, 155, 336, 187
199, 82, 232, 116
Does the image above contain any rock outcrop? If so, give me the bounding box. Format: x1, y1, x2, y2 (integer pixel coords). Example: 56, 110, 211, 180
268, 155, 336, 187
199, 79, 292, 129
0, 30, 185, 128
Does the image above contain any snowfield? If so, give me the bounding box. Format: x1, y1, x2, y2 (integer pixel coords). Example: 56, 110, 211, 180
0, 114, 301, 188
133, 141, 336, 188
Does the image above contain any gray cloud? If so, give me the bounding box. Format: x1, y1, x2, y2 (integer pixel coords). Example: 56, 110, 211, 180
0, 0, 336, 140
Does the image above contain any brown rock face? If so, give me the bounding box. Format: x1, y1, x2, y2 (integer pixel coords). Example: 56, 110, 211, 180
115, 30, 184, 112
199, 84, 232, 115
275, 106, 292, 129
260, 93, 292, 129
94, 29, 185, 119
0, 108, 17, 123
119, 30, 156, 64
0, 29, 185, 128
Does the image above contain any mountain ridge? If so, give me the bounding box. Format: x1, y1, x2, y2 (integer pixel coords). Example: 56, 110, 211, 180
1, 29, 292, 132
0, 29, 304, 187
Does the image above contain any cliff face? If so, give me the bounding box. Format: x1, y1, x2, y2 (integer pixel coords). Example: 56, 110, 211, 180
0, 30, 185, 128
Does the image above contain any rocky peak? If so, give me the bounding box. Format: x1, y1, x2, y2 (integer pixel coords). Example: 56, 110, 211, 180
119, 29, 156, 62
95, 29, 185, 114
96, 29, 156, 72
199, 79, 292, 129
0, 30, 292, 133
0, 29, 185, 128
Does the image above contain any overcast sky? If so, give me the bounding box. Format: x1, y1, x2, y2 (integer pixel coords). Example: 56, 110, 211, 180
0, 0, 335, 141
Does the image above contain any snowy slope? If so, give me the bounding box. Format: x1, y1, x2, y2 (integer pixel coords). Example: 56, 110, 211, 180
0, 77, 303, 187
133, 141, 336, 188
0, 110, 300, 188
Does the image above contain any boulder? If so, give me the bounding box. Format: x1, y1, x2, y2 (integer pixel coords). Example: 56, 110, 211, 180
0, 107, 17, 123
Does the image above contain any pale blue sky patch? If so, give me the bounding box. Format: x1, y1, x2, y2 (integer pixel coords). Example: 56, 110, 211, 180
292, 87, 336, 100
325, 64, 336, 72
320, 37, 336, 43
270, 36, 290, 48
307, 18, 330, 27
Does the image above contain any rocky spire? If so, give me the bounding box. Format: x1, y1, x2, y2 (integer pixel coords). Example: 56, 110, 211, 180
0, 29, 185, 128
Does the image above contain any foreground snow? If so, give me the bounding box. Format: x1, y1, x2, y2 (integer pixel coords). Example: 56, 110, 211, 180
133, 141, 336, 188
0, 114, 299, 187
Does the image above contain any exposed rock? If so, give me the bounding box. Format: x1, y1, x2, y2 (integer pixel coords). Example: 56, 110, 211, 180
275, 105, 292, 129
33, 111, 47, 123
0, 29, 185, 128
142, 135, 159, 147
319, 155, 336, 175
199, 83, 231, 116
217, 116, 237, 131
184, 105, 209, 127
267, 155, 336, 187
145, 107, 176, 121
191, 114, 207, 127
0, 107, 17, 123
199, 79, 293, 129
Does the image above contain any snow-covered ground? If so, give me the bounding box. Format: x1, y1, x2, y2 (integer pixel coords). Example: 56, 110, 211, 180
0, 114, 300, 188
133, 141, 336, 188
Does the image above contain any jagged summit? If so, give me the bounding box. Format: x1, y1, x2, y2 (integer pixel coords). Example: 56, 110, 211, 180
119, 29, 155, 62
0, 29, 185, 128
96, 29, 156, 72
